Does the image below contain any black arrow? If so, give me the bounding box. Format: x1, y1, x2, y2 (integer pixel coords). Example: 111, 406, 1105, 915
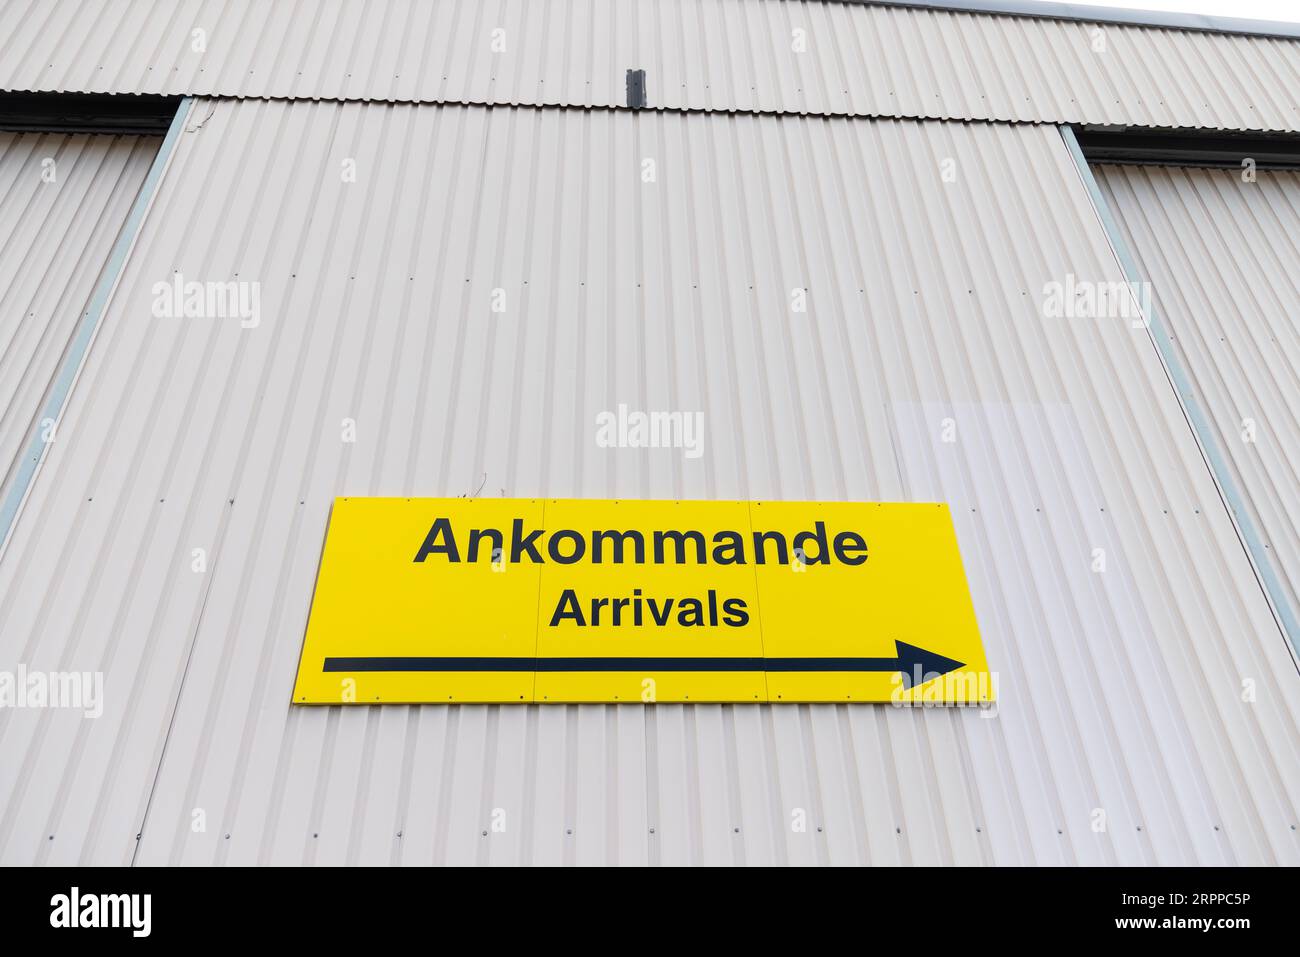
769, 642, 967, 689
323, 640, 965, 689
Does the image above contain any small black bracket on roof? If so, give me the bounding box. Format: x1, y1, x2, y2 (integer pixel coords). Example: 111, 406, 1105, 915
626, 69, 647, 110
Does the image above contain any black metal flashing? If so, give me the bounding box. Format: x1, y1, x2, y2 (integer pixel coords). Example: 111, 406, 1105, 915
0, 92, 181, 134
1075, 126, 1300, 169
859, 1, 1300, 42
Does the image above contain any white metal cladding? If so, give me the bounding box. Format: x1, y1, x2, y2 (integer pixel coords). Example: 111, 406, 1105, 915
0, 131, 155, 506
3, 0, 1300, 130
0, 99, 1298, 866
1096, 163, 1300, 666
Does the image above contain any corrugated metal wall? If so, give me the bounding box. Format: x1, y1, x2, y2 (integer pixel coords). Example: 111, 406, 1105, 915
0, 99, 1296, 865
0, 131, 156, 507
2, 0, 1300, 130
1097, 163, 1300, 667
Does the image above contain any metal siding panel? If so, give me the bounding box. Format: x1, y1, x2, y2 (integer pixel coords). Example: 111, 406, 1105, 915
0, 131, 155, 558
1099, 163, 1300, 681
1, 101, 1298, 866
4, 0, 1300, 130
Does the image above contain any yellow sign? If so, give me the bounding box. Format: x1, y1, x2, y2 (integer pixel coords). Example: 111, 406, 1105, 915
292, 498, 992, 705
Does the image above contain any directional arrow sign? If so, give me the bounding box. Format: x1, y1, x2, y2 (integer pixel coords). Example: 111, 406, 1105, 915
292, 498, 993, 704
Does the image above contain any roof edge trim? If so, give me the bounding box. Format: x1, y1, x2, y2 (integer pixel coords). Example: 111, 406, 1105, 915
0, 92, 182, 134
1076, 126, 1300, 168
863, 0, 1300, 41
